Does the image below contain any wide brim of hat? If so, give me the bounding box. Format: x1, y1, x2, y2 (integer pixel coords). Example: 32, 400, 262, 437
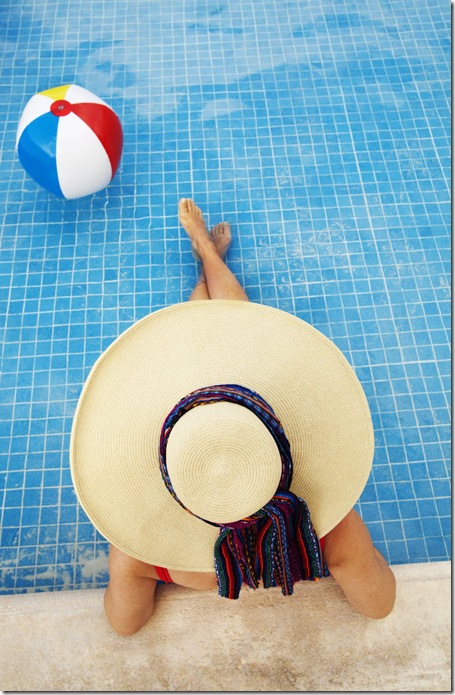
70, 300, 374, 572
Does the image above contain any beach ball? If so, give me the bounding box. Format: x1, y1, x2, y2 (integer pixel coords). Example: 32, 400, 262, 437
16, 84, 123, 199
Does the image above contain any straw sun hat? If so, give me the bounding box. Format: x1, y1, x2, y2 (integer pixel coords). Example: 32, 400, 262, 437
70, 300, 374, 575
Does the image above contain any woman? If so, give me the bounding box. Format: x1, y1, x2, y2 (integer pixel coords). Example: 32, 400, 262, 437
71, 199, 396, 636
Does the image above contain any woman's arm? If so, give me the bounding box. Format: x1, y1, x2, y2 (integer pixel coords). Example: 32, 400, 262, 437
323, 509, 396, 619
104, 544, 158, 636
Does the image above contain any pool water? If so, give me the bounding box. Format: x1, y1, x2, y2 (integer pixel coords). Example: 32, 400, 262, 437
0, 0, 450, 593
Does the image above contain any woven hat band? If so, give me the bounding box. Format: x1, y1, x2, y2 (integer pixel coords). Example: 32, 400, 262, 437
159, 385, 288, 525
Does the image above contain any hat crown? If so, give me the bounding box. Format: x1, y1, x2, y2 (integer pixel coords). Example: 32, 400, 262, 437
165, 401, 282, 523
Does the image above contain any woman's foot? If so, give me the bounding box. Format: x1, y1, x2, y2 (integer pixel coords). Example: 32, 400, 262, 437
209, 223, 231, 260
179, 198, 231, 261
191, 223, 232, 262
181, 198, 249, 302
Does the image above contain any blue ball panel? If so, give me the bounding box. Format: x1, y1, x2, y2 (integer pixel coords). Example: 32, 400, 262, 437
18, 113, 64, 198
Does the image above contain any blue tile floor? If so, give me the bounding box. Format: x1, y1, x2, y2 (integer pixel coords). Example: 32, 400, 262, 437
0, 0, 451, 593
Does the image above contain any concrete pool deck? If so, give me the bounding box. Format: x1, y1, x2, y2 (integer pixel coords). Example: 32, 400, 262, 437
0, 561, 450, 692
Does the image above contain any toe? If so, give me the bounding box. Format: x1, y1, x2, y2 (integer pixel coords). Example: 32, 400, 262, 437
216, 222, 231, 237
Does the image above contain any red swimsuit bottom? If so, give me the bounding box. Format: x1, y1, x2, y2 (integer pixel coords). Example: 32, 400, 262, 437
155, 565, 173, 583
154, 536, 326, 584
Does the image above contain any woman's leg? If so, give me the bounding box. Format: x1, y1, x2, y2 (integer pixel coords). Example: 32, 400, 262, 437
188, 222, 231, 301
180, 199, 249, 302
188, 270, 210, 301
